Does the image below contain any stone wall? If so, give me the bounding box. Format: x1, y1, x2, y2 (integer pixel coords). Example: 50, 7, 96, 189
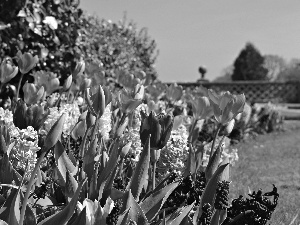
171, 81, 300, 103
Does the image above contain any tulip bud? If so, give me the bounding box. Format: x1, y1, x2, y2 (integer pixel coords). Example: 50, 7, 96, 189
80, 78, 91, 91
223, 119, 235, 136
63, 75, 72, 91
73, 60, 85, 79
86, 111, 96, 129
85, 89, 97, 117
115, 116, 128, 138
120, 141, 132, 159
23, 81, 44, 105
134, 84, 144, 100
42, 114, 66, 153
47, 94, 57, 107
0, 57, 19, 84
150, 149, 161, 163
16, 51, 38, 74
91, 85, 106, 117
79, 110, 88, 121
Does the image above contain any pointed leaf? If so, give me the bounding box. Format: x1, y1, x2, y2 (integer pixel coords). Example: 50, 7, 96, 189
97, 139, 120, 190
37, 178, 87, 225
210, 210, 220, 225
42, 114, 66, 153
0, 154, 13, 194
68, 207, 86, 225
120, 190, 148, 225
65, 170, 78, 198
116, 208, 130, 225
184, 144, 196, 177
140, 182, 179, 221
54, 141, 76, 184
83, 137, 97, 182
128, 135, 151, 201
197, 164, 229, 221
166, 202, 195, 225
0, 189, 20, 225
205, 145, 222, 181
219, 157, 230, 182
0, 219, 8, 225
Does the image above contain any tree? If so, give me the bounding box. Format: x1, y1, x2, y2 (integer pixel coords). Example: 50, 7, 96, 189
78, 14, 159, 81
213, 65, 233, 82
231, 42, 268, 81
263, 55, 286, 81
0, 0, 84, 84
276, 58, 300, 81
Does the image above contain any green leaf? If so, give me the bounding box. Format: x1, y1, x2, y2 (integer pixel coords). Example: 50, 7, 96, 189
37, 178, 87, 225
205, 145, 222, 181
67, 207, 86, 225
42, 114, 66, 153
0, 219, 8, 225
179, 214, 193, 225
219, 157, 230, 182
54, 141, 76, 184
120, 190, 148, 225
166, 202, 195, 225
65, 170, 78, 199
116, 208, 130, 225
210, 210, 220, 225
0, 154, 13, 194
0, 189, 20, 225
24, 203, 37, 225
225, 210, 254, 225
140, 182, 179, 221
184, 144, 196, 177
196, 163, 229, 221
128, 135, 151, 201
97, 139, 120, 190
83, 137, 97, 182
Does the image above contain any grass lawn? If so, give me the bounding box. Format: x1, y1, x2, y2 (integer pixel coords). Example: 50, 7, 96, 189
229, 121, 300, 224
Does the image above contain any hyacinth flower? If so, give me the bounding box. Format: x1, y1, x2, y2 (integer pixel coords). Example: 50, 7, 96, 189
0, 57, 19, 85
15, 51, 39, 99
22, 81, 45, 105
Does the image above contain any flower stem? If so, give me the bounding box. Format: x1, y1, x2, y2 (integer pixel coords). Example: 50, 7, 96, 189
152, 161, 157, 191
209, 124, 222, 160
16, 73, 24, 101
19, 151, 46, 225
188, 118, 198, 144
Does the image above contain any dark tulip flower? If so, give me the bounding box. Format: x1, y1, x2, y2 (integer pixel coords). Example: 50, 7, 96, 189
140, 111, 174, 150
13, 100, 49, 131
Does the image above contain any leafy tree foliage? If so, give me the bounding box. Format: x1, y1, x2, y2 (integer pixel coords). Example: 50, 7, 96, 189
0, 1, 159, 86
231, 42, 268, 81
78, 15, 158, 80
0, 0, 83, 84
276, 58, 300, 81
263, 54, 286, 81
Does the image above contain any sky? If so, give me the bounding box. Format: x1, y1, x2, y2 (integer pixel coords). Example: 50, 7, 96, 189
79, 0, 300, 82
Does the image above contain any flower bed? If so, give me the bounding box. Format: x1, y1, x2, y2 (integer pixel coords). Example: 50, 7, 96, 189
0, 52, 281, 225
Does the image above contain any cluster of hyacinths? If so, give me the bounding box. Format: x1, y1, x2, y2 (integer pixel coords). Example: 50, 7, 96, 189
0, 51, 280, 225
